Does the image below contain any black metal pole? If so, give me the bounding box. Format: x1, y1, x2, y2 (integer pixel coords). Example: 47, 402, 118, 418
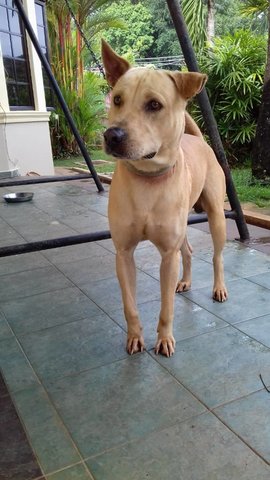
13, 0, 104, 193
166, 0, 250, 241
0, 174, 92, 187
0, 211, 236, 258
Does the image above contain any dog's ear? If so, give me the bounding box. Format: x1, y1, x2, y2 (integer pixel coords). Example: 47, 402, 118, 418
169, 72, 207, 100
101, 39, 130, 87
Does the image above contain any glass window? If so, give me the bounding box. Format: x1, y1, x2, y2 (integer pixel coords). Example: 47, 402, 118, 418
0, 6, 9, 30
37, 25, 45, 48
0, 1, 34, 110
3, 57, 15, 81
0, 31, 12, 56
35, 3, 43, 25
15, 59, 28, 82
8, 9, 20, 34
11, 35, 23, 58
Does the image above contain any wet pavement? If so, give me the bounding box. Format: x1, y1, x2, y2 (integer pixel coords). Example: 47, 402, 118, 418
0, 177, 270, 479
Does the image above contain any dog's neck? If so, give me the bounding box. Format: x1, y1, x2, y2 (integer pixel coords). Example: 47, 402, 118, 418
124, 161, 174, 179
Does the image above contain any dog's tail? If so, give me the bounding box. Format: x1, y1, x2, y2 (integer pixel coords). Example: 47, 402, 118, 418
184, 112, 203, 139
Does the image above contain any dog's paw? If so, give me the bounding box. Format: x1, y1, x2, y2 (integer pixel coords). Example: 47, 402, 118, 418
213, 286, 228, 302
155, 335, 175, 357
176, 280, 191, 293
126, 335, 145, 355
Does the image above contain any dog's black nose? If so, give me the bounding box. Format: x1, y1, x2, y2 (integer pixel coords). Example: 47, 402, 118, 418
103, 127, 127, 146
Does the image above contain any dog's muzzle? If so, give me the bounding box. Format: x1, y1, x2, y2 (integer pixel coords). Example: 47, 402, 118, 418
103, 127, 157, 160
103, 127, 127, 157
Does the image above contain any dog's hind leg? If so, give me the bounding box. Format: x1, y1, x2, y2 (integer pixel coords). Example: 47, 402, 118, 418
197, 151, 228, 302
116, 247, 145, 354
207, 207, 228, 302
176, 236, 193, 293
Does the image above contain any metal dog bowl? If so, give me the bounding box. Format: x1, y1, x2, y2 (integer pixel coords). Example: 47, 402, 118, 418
3, 192, 34, 203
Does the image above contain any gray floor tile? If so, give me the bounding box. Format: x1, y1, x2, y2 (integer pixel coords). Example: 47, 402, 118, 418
96, 238, 115, 253
0, 266, 72, 302
186, 225, 214, 253
0, 234, 26, 249
42, 242, 108, 265
134, 245, 161, 270
46, 464, 93, 479
0, 337, 38, 393
81, 271, 160, 313
46, 354, 205, 458
198, 241, 270, 277
34, 197, 89, 219
0, 219, 21, 241
17, 222, 79, 242
0, 202, 41, 224
62, 211, 109, 233
87, 412, 270, 480
109, 297, 227, 350
145, 255, 238, 289
1, 287, 102, 335
246, 271, 270, 289
0, 252, 50, 276
151, 326, 270, 408
57, 254, 116, 286
184, 278, 270, 324
0, 310, 12, 340
215, 390, 270, 463
235, 314, 270, 348
19, 315, 128, 381
13, 385, 80, 474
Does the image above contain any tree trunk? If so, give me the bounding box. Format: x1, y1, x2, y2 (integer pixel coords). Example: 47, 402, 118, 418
251, 0, 270, 182
206, 0, 215, 45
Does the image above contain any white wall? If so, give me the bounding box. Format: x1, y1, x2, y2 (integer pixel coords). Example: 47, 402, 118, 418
0, 0, 54, 178
1, 114, 54, 176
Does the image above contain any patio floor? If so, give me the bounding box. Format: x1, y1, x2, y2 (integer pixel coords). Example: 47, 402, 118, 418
1, 177, 270, 479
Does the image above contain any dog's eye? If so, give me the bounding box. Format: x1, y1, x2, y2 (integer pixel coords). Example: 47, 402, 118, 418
146, 100, 163, 112
113, 95, 122, 106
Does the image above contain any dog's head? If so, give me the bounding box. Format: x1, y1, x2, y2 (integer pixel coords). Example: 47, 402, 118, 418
102, 40, 207, 170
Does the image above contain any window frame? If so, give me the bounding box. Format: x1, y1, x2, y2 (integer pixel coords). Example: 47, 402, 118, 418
34, 0, 54, 110
0, 0, 35, 111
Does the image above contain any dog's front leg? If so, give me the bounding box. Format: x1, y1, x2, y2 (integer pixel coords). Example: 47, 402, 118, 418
155, 249, 180, 357
116, 249, 145, 354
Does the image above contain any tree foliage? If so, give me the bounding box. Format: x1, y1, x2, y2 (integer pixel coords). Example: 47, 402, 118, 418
46, 0, 118, 155
192, 30, 266, 163
103, 1, 154, 57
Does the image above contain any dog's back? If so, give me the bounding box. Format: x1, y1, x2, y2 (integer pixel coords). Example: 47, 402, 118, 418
184, 112, 203, 139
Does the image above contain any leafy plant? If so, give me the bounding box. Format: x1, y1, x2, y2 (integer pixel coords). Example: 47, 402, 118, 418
190, 30, 266, 163
50, 72, 106, 157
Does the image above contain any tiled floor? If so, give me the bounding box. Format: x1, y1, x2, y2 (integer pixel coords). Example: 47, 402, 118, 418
1, 178, 270, 479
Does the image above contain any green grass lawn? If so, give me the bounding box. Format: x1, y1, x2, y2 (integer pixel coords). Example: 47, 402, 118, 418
232, 168, 270, 208
54, 153, 270, 208
54, 149, 115, 174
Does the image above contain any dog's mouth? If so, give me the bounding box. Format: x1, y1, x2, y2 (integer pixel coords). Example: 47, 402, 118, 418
109, 150, 157, 161
143, 152, 157, 159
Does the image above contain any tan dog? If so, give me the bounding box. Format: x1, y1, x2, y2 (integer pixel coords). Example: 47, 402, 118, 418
102, 40, 227, 357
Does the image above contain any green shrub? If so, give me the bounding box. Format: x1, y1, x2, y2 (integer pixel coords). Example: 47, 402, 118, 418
50, 72, 107, 158
190, 30, 266, 164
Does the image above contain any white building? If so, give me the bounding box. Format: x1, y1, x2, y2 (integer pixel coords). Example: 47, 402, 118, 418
0, 0, 54, 178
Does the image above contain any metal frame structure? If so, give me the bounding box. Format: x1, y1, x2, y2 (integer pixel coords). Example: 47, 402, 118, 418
0, 0, 249, 259
8, 0, 104, 193
166, 0, 250, 241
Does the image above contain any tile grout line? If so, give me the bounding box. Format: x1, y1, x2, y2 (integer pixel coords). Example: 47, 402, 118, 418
148, 350, 270, 466
0, 316, 95, 477
8, 345, 96, 479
